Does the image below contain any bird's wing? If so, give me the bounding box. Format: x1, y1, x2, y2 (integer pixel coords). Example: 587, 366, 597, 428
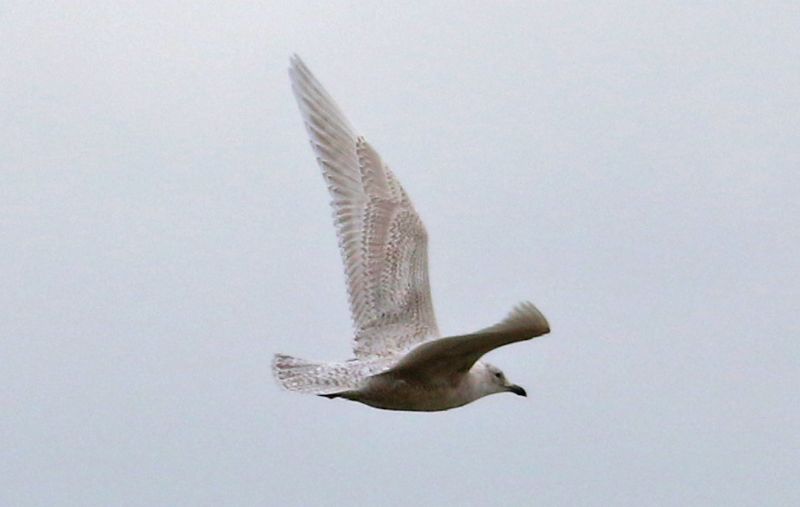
383, 302, 550, 379
289, 56, 439, 358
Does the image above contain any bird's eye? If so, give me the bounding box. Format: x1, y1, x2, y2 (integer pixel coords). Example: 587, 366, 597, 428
494, 372, 502, 378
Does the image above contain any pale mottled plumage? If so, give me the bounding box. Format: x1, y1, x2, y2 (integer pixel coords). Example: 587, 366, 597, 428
272, 56, 550, 411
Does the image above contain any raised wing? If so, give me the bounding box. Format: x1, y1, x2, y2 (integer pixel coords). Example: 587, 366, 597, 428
289, 56, 439, 358
384, 302, 550, 379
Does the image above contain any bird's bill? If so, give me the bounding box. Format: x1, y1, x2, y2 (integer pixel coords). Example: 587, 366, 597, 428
507, 384, 527, 397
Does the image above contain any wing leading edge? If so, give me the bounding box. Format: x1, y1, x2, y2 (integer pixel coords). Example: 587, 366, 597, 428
383, 302, 550, 379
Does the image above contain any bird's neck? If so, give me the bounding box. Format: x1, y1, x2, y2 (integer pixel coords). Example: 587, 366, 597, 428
464, 365, 494, 401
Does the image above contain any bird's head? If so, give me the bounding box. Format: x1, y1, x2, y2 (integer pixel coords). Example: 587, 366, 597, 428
479, 362, 527, 397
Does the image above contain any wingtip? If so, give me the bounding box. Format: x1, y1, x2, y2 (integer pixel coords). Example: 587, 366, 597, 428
289, 53, 307, 72
510, 301, 551, 336
288, 54, 299, 74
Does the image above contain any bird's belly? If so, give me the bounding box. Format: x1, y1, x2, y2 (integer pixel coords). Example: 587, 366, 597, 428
354, 376, 471, 412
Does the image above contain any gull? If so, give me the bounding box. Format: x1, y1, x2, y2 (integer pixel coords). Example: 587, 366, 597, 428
272, 56, 551, 411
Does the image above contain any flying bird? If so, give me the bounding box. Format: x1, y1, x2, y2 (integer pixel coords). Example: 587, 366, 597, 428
272, 56, 551, 411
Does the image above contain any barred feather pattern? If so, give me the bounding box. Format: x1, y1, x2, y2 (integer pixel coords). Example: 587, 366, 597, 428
272, 354, 392, 395
289, 55, 439, 359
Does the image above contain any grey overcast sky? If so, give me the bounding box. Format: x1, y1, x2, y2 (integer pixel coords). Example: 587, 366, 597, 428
2, 2, 798, 506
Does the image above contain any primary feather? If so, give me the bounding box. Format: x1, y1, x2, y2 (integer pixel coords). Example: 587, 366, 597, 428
289, 56, 439, 359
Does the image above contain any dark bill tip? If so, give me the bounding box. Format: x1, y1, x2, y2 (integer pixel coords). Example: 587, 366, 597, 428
508, 385, 527, 397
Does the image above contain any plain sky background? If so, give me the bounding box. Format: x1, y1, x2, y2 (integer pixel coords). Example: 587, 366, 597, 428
2, 2, 799, 506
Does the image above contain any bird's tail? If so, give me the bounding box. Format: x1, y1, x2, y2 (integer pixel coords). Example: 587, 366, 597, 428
272, 354, 366, 396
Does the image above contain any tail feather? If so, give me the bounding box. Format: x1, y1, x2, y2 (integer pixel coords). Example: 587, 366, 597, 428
272, 354, 374, 396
